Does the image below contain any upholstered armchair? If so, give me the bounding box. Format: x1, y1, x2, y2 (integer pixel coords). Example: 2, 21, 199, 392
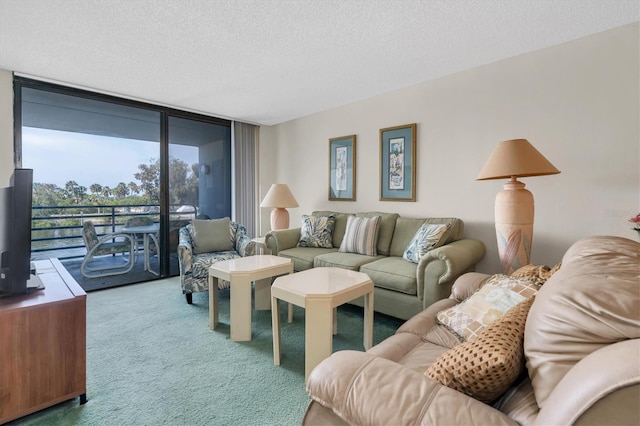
177, 218, 254, 304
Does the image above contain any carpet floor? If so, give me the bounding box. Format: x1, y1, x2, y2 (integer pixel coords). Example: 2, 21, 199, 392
9, 277, 403, 425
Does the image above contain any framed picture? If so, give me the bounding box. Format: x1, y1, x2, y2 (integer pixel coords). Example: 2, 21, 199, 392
380, 123, 416, 201
329, 135, 356, 201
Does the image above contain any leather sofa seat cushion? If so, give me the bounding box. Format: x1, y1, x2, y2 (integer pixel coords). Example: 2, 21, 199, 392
313, 252, 383, 271
278, 247, 338, 271
525, 236, 640, 408
360, 256, 417, 295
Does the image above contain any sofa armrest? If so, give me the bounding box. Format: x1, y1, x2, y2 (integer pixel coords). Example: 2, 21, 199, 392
306, 350, 517, 426
236, 233, 254, 257
417, 239, 486, 307
265, 228, 301, 255
449, 272, 492, 302
177, 226, 194, 274
535, 339, 640, 426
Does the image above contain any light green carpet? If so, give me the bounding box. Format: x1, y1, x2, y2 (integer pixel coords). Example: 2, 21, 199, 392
11, 277, 403, 425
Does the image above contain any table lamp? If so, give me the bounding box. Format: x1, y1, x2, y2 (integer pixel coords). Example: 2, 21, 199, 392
260, 184, 299, 230
477, 139, 560, 274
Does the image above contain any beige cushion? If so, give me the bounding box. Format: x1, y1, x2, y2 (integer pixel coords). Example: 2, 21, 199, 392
190, 218, 233, 254
511, 263, 561, 285
339, 215, 381, 256
525, 236, 640, 408
425, 296, 534, 404
436, 274, 539, 341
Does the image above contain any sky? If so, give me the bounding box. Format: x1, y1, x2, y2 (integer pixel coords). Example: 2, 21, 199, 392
22, 127, 198, 189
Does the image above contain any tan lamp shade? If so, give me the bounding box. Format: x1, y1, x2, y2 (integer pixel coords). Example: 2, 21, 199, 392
477, 139, 560, 274
260, 184, 299, 230
476, 139, 560, 180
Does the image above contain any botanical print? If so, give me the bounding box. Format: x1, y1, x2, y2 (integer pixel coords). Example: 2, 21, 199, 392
388, 137, 405, 190
336, 146, 347, 191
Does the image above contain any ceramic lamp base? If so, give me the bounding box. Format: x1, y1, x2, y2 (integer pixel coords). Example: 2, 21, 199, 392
495, 178, 534, 275
270, 208, 290, 230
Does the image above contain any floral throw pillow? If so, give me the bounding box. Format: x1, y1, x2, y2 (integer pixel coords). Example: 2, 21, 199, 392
297, 215, 336, 248
403, 223, 450, 263
436, 274, 539, 342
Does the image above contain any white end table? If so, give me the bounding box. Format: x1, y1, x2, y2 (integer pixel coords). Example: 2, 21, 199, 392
271, 267, 374, 382
208, 255, 292, 341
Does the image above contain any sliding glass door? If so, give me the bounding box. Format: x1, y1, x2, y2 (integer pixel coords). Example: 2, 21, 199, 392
167, 116, 231, 276
15, 77, 231, 289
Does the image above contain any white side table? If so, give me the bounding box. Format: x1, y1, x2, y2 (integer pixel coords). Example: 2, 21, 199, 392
271, 267, 374, 382
252, 237, 271, 254
208, 255, 292, 341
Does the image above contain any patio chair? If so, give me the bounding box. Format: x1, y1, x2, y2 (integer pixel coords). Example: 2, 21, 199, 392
81, 221, 135, 278
177, 218, 254, 304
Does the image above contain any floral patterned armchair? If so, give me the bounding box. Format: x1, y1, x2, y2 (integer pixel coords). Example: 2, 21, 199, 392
177, 221, 254, 304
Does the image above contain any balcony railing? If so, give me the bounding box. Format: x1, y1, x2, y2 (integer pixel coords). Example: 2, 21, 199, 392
31, 204, 196, 260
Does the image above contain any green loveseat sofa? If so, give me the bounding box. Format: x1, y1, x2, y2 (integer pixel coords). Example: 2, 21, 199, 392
265, 211, 485, 320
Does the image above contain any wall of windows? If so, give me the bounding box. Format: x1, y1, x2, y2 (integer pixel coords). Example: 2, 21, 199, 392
15, 77, 231, 285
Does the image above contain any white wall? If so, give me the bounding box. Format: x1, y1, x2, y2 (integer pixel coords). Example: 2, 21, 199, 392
259, 23, 640, 274
0, 69, 13, 187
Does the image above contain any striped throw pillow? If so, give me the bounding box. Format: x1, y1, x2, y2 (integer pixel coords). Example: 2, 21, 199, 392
338, 215, 381, 256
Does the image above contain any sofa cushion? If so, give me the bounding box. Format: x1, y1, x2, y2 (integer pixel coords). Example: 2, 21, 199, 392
190, 250, 240, 281
403, 223, 449, 263
511, 262, 561, 285
339, 215, 381, 256
314, 251, 384, 271
355, 211, 399, 255
524, 236, 640, 408
190, 218, 233, 254
390, 218, 456, 257
278, 246, 338, 272
436, 274, 539, 342
298, 214, 336, 248
425, 296, 534, 404
360, 257, 417, 295
312, 211, 353, 248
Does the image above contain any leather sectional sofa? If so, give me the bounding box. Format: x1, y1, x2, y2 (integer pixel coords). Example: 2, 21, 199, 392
302, 235, 640, 425
265, 211, 485, 320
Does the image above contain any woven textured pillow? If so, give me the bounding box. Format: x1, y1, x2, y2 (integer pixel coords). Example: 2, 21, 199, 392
403, 223, 449, 263
436, 274, 538, 341
511, 263, 561, 285
425, 296, 534, 404
338, 215, 381, 256
297, 215, 336, 248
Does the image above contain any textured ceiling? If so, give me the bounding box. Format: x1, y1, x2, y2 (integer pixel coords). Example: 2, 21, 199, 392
0, 0, 638, 125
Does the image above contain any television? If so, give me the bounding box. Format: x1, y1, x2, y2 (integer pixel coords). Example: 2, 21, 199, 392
0, 168, 40, 297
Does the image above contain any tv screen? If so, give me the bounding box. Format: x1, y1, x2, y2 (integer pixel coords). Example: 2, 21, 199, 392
0, 168, 34, 297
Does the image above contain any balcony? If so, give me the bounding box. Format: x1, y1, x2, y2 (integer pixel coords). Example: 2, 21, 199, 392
32, 204, 194, 291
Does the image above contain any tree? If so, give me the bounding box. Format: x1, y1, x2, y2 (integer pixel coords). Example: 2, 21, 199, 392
134, 159, 160, 203
113, 182, 129, 199
127, 182, 139, 195
89, 183, 103, 195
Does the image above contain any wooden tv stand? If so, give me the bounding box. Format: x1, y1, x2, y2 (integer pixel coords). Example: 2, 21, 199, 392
0, 258, 86, 424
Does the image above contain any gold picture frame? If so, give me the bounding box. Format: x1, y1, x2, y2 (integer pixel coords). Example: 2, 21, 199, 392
329, 135, 356, 201
380, 123, 416, 201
